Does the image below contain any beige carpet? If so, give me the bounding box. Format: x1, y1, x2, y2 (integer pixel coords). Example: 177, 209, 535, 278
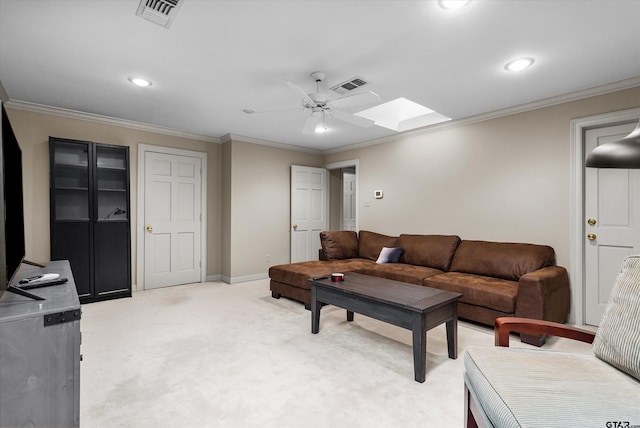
80, 279, 593, 427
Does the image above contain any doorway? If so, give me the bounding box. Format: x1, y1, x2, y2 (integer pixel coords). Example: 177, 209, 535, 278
137, 144, 208, 290
570, 107, 640, 325
326, 159, 359, 232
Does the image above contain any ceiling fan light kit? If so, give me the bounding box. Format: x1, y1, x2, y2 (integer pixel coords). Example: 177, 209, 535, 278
248, 71, 381, 135
586, 120, 640, 169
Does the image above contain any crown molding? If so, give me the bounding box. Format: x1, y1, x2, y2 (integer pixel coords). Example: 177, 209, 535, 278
221, 133, 323, 154
324, 75, 640, 154
5, 99, 221, 144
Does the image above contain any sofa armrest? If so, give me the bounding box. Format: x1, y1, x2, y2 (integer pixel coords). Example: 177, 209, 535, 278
516, 266, 570, 323
495, 317, 595, 347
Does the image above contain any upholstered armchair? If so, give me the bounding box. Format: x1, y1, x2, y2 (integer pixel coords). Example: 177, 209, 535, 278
464, 255, 640, 428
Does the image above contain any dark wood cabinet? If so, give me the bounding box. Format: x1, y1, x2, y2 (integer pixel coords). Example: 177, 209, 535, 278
49, 138, 131, 303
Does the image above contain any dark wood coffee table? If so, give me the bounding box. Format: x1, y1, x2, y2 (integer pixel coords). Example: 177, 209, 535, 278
309, 272, 462, 383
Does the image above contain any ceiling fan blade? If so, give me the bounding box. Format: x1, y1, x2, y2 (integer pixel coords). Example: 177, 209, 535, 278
330, 91, 380, 109
332, 109, 375, 128
302, 114, 319, 134
282, 79, 317, 107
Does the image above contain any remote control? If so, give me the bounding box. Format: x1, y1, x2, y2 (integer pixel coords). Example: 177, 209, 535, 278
19, 273, 60, 284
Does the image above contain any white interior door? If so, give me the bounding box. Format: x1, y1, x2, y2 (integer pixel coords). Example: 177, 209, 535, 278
584, 122, 640, 325
291, 165, 328, 263
144, 151, 202, 289
342, 171, 356, 231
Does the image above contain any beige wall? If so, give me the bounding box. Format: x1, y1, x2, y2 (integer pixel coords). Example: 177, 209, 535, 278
222, 138, 323, 281
6, 108, 222, 289
325, 86, 640, 270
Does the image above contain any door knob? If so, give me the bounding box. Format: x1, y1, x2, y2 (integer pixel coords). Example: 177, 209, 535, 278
587, 218, 597, 226
292, 224, 298, 230
146, 225, 153, 232
587, 233, 597, 241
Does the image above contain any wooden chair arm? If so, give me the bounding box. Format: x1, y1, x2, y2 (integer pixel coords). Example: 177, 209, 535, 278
495, 317, 596, 347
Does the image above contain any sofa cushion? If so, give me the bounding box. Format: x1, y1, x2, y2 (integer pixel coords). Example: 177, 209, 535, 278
358, 230, 398, 261
450, 240, 555, 281
465, 346, 640, 428
397, 234, 461, 271
424, 272, 517, 313
357, 263, 443, 286
593, 255, 640, 381
268, 259, 374, 289
376, 247, 403, 264
320, 230, 359, 260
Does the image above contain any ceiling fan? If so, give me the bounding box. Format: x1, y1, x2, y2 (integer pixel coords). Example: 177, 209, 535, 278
243, 71, 380, 134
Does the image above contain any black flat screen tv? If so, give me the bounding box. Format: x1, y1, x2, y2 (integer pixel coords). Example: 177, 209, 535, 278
0, 101, 43, 300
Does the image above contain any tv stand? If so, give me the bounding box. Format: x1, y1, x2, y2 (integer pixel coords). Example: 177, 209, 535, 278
5, 284, 45, 300
0, 260, 80, 427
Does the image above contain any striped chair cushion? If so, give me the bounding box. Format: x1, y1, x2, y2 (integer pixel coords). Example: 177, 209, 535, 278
464, 346, 640, 427
593, 255, 640, 381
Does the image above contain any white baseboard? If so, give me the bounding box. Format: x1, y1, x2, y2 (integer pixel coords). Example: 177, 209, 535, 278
219, 273, 269, 284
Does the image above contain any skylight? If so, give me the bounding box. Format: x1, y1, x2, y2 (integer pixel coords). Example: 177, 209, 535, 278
354, 98, 450, 132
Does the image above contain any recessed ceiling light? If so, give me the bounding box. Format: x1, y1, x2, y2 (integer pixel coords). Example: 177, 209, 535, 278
504, 58, 535, 72
128, 77, 152, 87
314, 126, 328, 133
439, 0, 471, 9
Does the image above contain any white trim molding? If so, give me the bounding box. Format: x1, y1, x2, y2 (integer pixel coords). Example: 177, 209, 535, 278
569, 106, 640, 325
221, 273, 268, 284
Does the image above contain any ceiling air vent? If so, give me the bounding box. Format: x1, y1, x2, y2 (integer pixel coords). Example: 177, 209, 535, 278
136, 0, 184, 28
330, 76, 370, 95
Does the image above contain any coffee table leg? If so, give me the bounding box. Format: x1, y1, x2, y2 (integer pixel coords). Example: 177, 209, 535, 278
347, 310, 354, 322
446, 308, 458, 359
311, 286, 320, 334
412, 314, 427, 383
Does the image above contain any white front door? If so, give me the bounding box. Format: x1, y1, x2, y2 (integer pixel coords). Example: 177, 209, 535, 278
342, 171, 356, 231
584, 122, 640, 325
144, 151, 202, 289
290, 165, 328, 263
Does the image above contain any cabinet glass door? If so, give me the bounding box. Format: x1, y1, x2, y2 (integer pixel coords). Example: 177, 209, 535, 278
53, 142, 89, 220
96, 146, 128, 221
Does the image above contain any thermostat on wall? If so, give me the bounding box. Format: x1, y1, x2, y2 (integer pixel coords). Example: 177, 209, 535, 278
374, 190, 383, 199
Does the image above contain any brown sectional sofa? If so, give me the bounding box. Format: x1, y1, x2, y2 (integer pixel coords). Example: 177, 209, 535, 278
269, 230, 570, 346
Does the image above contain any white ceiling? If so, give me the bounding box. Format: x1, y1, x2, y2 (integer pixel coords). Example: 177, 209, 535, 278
1, 0, 639, 151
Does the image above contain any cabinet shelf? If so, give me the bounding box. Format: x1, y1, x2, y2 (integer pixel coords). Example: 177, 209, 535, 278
55, 162, 88, 168
55, 186, 89, 191
97, 165, 126, 171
